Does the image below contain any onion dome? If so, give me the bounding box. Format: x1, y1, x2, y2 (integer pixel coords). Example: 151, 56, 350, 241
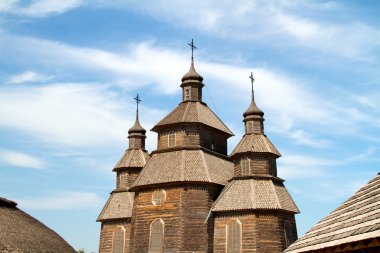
181, 59, 204, 83
128, 115, 146, 135
243, 91, 264, 118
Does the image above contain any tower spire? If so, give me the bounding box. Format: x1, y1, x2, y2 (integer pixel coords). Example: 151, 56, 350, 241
249, 72, 255, 99
188, 38, 197, 61
128, 94, 146, 149
181, 39, 204, 102
134, 93, 141, 121
243, 72, 264, 134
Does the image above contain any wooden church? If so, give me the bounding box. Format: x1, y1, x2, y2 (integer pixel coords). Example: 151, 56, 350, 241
97, 42, 299, 253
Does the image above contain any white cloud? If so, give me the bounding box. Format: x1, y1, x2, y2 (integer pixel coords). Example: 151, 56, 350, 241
0, 149, 45, 169
7, 71, 52, 84
0, 0, 83, 17
18, 191, 103, 210
88, 0, 380, 60
0, 83, 165, 149
1, 34, 379, 150
278, 147, 377, 179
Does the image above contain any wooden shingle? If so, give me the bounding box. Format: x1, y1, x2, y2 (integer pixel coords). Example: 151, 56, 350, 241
285, 173, 380, 253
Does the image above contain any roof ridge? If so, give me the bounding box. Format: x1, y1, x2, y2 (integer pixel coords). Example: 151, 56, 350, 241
201, 151, 211, 182
182, 102, 191, 122
212, 180, 235, 211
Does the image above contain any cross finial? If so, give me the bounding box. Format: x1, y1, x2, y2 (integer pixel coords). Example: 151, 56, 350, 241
249, 72, 255, 96
134, 93, 141, 119
188, 38, 197, 60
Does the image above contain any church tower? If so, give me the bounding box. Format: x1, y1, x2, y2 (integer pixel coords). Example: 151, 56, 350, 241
129, 40, 234, 253
211, 73, 299, 252
97, 95, 150, 253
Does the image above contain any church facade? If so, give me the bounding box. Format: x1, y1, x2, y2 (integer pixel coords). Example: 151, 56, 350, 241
97, 46, 299, 253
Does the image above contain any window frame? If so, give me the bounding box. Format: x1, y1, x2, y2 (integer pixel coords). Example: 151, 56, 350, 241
184, 87, 191, 100
168, 131, 176, 147
152, 190, 166, 206
111, 226, 126, 253
226, 219, 242, 253
149, 218, 165, 253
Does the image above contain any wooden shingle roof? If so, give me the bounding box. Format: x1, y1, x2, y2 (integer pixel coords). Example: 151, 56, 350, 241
285, 173, 380, 253
230, 134, 281, 157
131, 150, 234, 188
97, 192, 134, 221
151, 102, 234, 136
211, 178, 299, 213
113, 149, 149, 171
0, 197, 76, 253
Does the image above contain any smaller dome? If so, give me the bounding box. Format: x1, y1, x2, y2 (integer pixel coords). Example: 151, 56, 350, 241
128, 118, 146, 134
181, 59, 203, 83
243, 94, 264, 117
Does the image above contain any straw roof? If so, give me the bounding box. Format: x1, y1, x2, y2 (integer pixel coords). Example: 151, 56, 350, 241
211, 178, 299, 213
97, 191, 134, 221
131, 150, 234, 188
0, 197, 76, 253
113, 149, 149, 171
152, 101, 234, 136
285, 173, 380, 253
230, 134, 281, 157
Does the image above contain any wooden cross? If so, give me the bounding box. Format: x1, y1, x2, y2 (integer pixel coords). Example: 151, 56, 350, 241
188, 38, 197, 60
249, 72, 255, 94
134, 93, 141, 113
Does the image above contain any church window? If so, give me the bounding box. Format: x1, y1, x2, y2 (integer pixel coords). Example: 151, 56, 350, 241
227, 219, 242, 253
185, 87, 191, 100
152, 190, 166, 206
168, 132, 176, 147
240, 157, 250, 175
112, 226, 125, 253
149, 219, 164, 252
284, 220, 292, 247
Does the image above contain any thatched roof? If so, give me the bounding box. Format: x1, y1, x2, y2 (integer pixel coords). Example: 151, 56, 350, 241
211, 178, 299, 213
131, 150, 234, 189
0, 197, 76, 253
151, 101, 234, 136
285, 173, 380, 253
230, 134, 281, 157
97, 191, 134, 221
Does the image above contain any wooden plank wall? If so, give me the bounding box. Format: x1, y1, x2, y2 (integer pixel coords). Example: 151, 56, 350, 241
214, 212, 297, 253
99, 220, 131, 253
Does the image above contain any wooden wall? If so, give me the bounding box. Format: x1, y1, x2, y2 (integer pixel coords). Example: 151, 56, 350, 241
233, 155, 278, 177
99, 220, 131, 253
157, 125, 228, 155
213, 211, 297, 253
130, 185, 221, 253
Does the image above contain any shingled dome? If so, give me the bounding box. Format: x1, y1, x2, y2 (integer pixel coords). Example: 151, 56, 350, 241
181, 59, 203, 83
0, 197, 76, 253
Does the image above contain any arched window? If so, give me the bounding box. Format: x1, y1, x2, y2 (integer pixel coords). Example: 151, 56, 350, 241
112, 226, 125, 253
149, 219, 164, 252
240, 157, 250, 175
227, 219, 242, 253
284, 220, 292, 247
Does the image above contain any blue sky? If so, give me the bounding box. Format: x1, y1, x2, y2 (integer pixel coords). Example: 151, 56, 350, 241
1, 0, 380, 252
